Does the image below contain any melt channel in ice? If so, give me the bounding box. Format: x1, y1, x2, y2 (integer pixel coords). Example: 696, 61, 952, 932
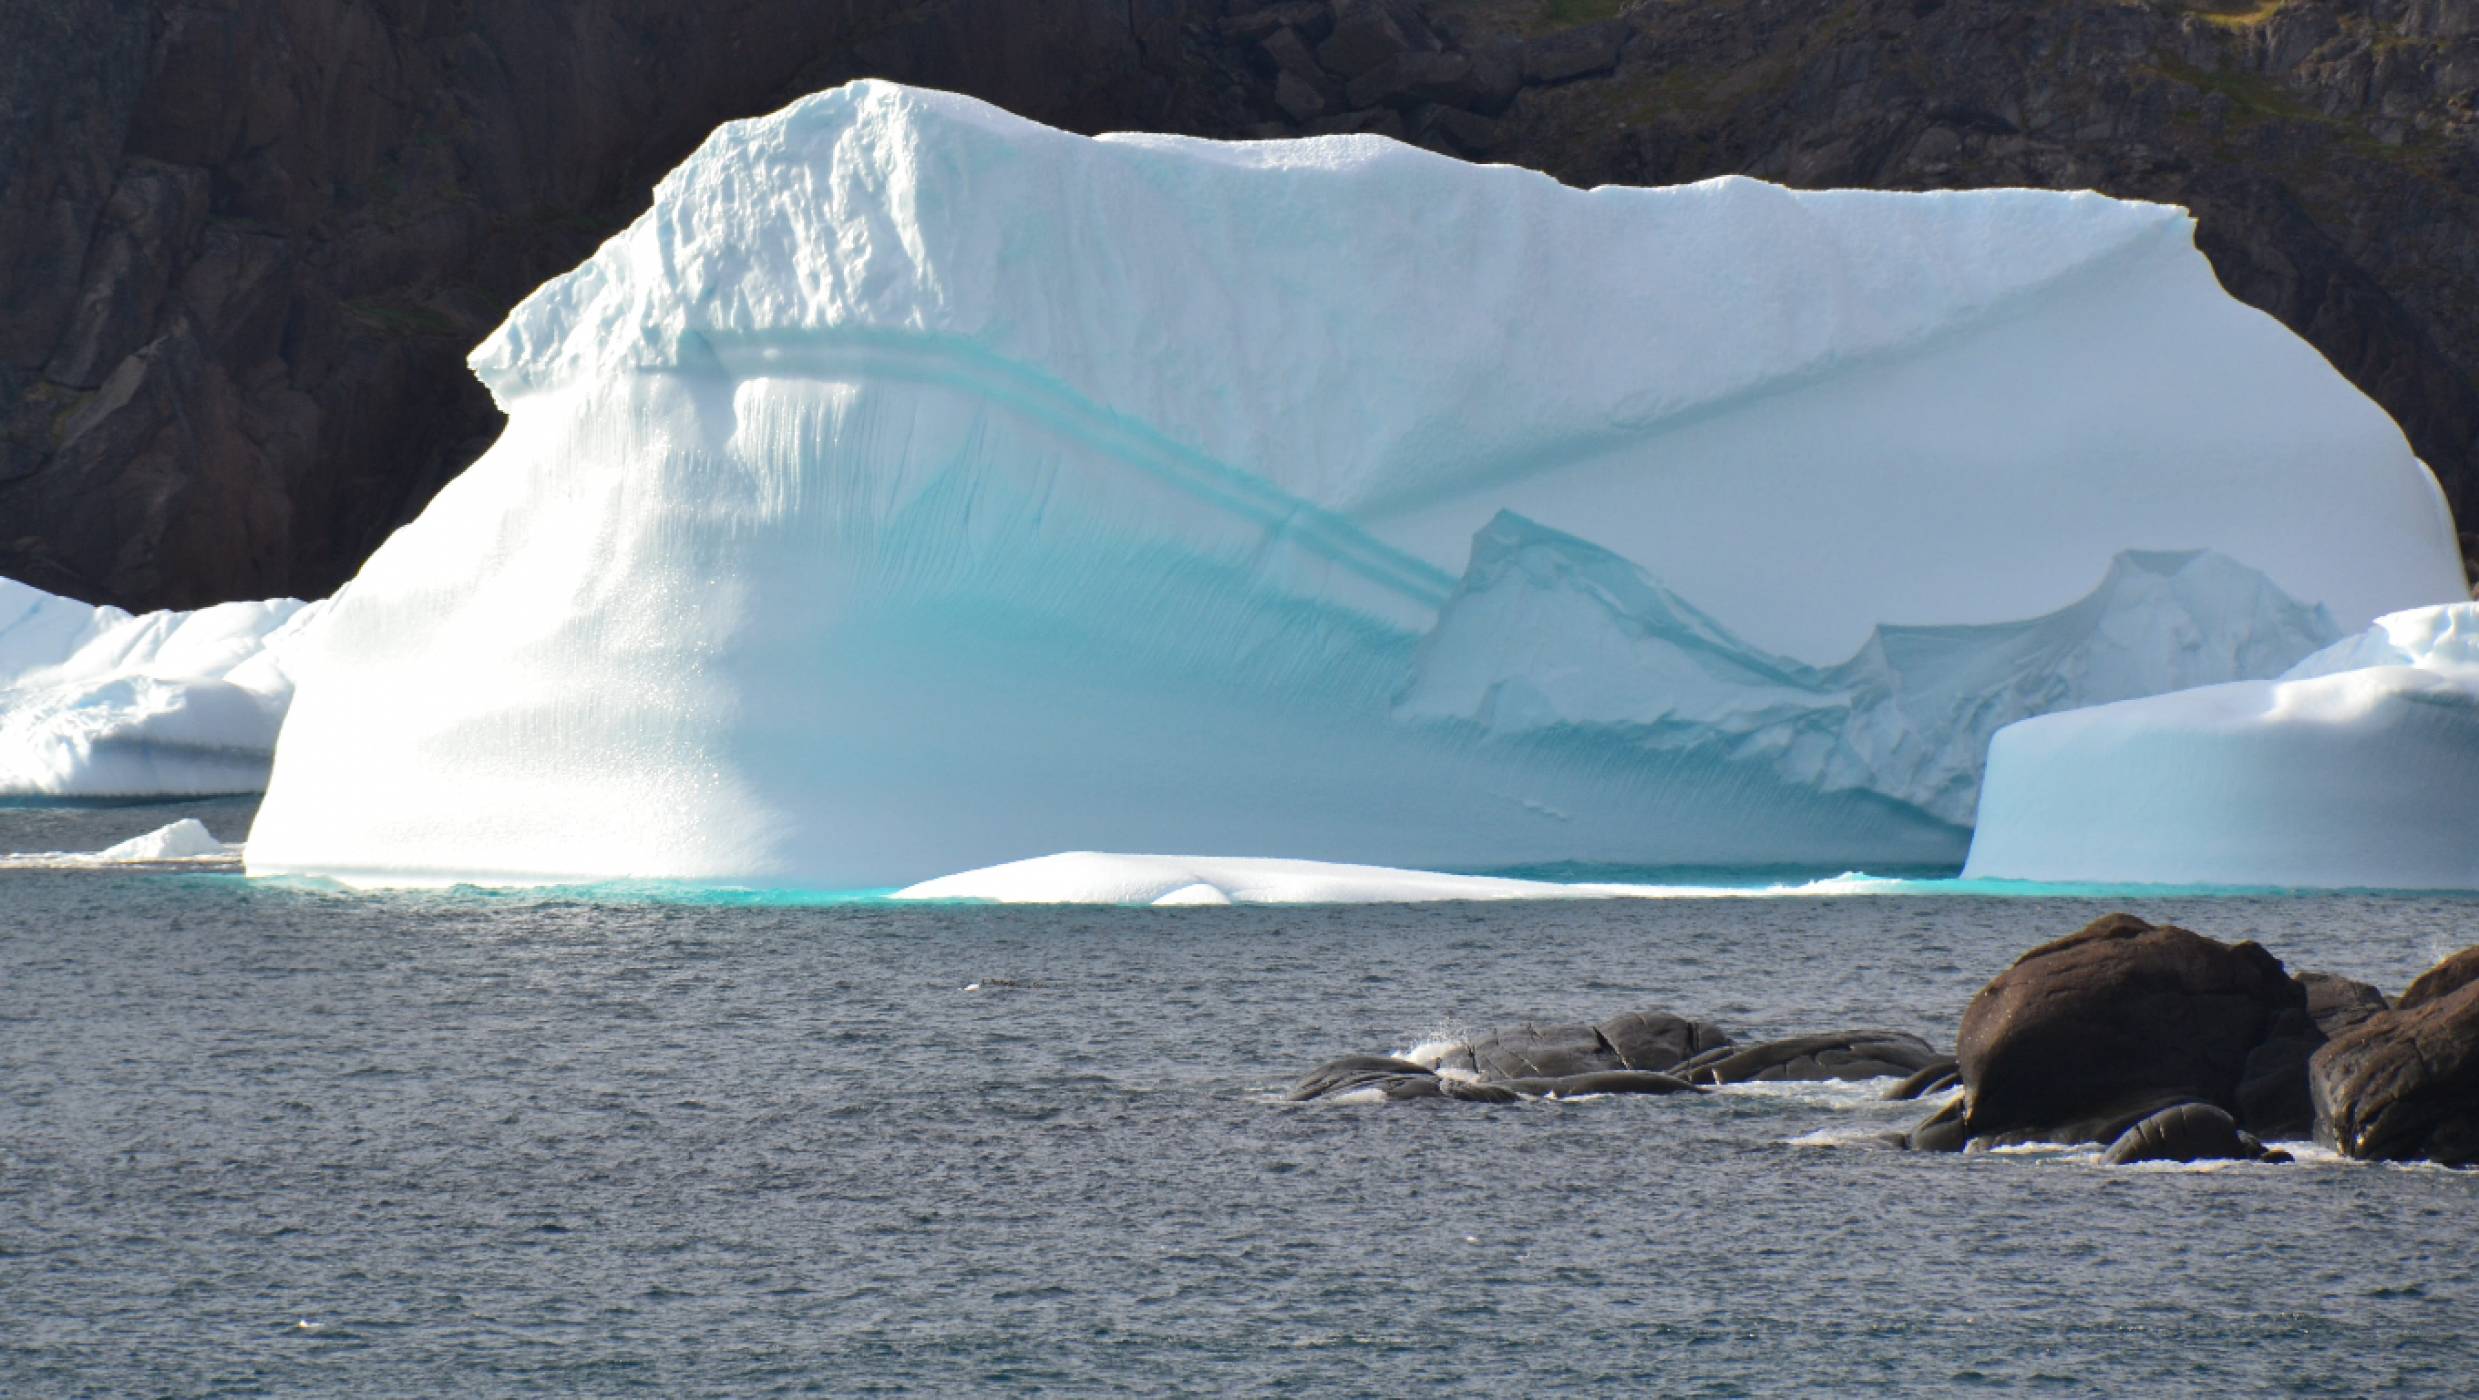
1964, 603, 2479, 890
243, 80, 2464, 890
0, 575, 326, 797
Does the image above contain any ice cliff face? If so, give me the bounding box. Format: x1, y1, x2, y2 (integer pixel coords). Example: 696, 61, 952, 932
243, 82, 2462, 889
1965, 604, 2479, 890
0, 576, 322, 796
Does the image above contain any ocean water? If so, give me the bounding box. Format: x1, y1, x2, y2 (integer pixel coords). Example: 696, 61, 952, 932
4, 801, 2475, 1396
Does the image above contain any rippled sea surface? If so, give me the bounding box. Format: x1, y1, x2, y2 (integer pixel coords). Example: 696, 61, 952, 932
5, 800, 2476, 1396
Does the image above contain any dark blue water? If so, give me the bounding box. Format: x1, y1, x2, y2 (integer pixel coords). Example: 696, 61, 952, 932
4, 802, 2475, 1395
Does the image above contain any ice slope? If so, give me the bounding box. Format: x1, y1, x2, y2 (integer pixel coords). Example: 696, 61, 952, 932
1963, 604, 2479, 889
0, 576, 325, 796
1398, 516, 2340, 826
245, 81, 2462, 889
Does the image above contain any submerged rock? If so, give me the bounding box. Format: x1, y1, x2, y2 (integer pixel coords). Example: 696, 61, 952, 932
1293, 1007, 1944, 1107
1904, 1097, 1968, 1153
1683, 1030, 1944, 1086
1423, 1010, 1732, 1082
1885, 1059, 1962, 1101
1486, 1070, 1699, 1099
2099, 1103, 2278, 1166
1284, 1051, 1698, 1104
1286, 1055, 1439, 1102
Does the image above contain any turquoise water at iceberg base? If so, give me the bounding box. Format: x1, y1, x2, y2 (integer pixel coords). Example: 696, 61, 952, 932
4, 799, 2476, 1396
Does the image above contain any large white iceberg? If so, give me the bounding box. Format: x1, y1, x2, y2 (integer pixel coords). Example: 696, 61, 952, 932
1964, 604, 2479, 889
245, 81, 2462, 889
0, 576, 324, 797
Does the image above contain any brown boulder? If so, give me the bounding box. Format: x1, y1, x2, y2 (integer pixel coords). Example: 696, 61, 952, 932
1957, 913, 2302, 1145
2400, 947, 2479, 1010
2310, 963, 2479, 1165
2234, 969, 2393, 1139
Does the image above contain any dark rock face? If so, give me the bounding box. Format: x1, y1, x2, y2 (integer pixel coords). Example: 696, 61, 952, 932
1956, 913, 2303, 1146
0, 0, 1248, 609
2310, 962, 2479, 1165
2099, 1102, 2274, 1166
8, 0, 2477, 610
2235, 969, 2392, 1138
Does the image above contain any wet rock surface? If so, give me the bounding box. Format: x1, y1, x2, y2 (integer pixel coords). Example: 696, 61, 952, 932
6, 0, 2478, 609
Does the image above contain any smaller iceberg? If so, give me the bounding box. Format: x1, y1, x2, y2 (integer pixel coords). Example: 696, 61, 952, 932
0, 818, 239, 868
892, 852, 1892, 905
0, 576, 325, 797
1963, 604, 2479, 889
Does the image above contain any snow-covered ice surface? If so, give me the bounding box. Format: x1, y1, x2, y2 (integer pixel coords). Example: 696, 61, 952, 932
0, 577, 325, 797
1965, 603, 2479, 889
892, 851, 1896, 905
246, 81, 2463, 891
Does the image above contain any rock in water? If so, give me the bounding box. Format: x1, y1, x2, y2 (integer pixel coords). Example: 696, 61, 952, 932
1885, 1059, 1962, 1101
2311, 955, 2479, 1166
1286, 1055, 1439, 1102
1956, 914, 2303, 1147
243, 81, 2461, 890
1422, 1011, 1732, 1081
1682, 1030, 1943, 1085
2099, 1103, 2272, 1166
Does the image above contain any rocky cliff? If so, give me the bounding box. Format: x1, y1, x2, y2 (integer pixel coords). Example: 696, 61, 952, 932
4, 0, 2474, 610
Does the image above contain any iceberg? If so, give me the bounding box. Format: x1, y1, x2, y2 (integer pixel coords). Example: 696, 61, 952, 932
0, 818, 241, 868
892, 852, 1891, 906
246, 81, 2462, 890
1962, 604, 2479, 890
0, 576, 325, 797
